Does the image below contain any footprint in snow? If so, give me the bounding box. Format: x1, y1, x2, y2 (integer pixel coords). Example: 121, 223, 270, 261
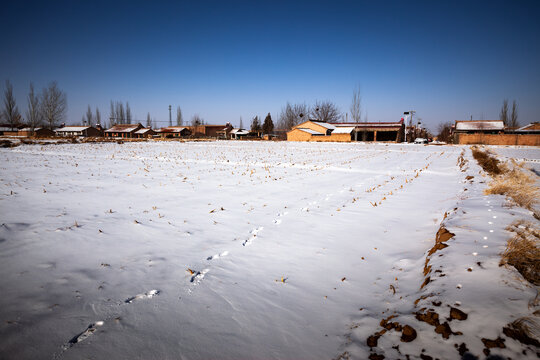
273, 219, 282, 225
301, 207, 309, 212
207, 251, 229, 260
242, 227, 263, 246
64, 321, 104, 349
190, 269, 209, 284
124, 289, 160, 303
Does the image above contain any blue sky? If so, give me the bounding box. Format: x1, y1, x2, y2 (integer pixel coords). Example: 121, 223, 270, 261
1, 0, 539, 130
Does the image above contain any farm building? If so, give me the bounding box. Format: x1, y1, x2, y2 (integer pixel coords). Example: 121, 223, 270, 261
55, 126, 102, 137
18, 128, 55, 137
453, 120, 539, 145
229, 128, 250, 140
0, 124, 25, 136
105, 123, 144, 138
134, 128, 156, 139
286, 120, 404, 142
157, 126, 191, 138
185, 124, 229, 138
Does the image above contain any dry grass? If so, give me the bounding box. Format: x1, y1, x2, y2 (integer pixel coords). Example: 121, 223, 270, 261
484, 162, 539, 211
471, 146, 506, 175
500, 221, 540, 285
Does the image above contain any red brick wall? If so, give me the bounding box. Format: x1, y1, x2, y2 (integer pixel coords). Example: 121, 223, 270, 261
456, 133, 540, 146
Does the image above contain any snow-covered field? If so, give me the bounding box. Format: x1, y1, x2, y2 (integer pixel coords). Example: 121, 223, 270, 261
0, 141, 538, 359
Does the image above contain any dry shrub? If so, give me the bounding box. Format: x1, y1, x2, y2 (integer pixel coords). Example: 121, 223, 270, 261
503, 317, 540, 347
500, 221, 540, 285
485, 165, 539, 210
471, 146, 506, 175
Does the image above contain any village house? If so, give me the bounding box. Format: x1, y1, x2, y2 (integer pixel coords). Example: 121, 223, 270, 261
156, 126, 191, 138
185, 124, 229, 138
134, 128, 156, 139
55, 126, 102, 137
286, 120, 404, 142
18, 127, 55, 137
229, 128, 250, 140
104, 123, 144, 138
453, 120, 539, 145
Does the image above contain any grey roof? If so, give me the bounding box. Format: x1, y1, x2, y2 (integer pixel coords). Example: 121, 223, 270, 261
296, 128, 324, 135
311, 121, 336, 130
55, 126, 90, 132
455, 120, 504, 131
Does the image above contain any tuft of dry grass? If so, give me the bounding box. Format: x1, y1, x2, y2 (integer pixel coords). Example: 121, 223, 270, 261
500, 221, 540, 285
471, 146, 506, 175
484, 163, 539, 211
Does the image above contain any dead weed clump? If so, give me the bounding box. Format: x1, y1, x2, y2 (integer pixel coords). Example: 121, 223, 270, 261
471, 146, 506, 175
485, 164, 539, 211
500, 221, 540, 285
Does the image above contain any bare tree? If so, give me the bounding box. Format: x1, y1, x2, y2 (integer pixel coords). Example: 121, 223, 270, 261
95, 107, 101, 126
310, 100, 341, 123
436, 122, 453, 143
500, 99, 509, 125
350, 85, 362, 123
2, 80, 21, 130
146, 112, 152, 128
117, 102, 125, 124
40, 81, 67, 130
109, 101, 115, 126
85, 105, 93, 125
191, 114, 203, 126
176, 106, 183, 126
126, 102, 132, 124
278, 102, 308, 130
509, 100, 519, 128
26, 83, 41, 130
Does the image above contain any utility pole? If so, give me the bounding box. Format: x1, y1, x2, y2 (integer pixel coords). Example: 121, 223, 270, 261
169, 105, 172, 126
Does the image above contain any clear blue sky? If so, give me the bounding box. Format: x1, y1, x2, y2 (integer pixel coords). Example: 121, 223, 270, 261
1, 0, 539, 130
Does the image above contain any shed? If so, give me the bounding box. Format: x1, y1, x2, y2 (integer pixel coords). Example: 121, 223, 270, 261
157, 126, 191, 138
104, 123, 144, 138
134, 128, 156, 138
55, 126, 102, 137
18, 127, 55, 137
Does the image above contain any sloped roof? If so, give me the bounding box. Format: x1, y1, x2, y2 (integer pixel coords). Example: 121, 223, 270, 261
311, 121, 336, 130
231, 128, 249, 135
19, 127, 46, 131
105, 124, 142, 132
55, 126, 91, 132
158, 127, 187, 133
515, 122, 540, 132
455, 120, 504, 131
296, 128, 324, 135
332, 127, 355, 134
332, 121, 404, 128
135, 128, 154, 134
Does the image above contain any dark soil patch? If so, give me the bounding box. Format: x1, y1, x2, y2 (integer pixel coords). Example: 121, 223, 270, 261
449, 307, 468, 321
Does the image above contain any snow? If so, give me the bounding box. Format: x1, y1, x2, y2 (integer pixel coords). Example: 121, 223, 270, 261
0, 141, 538, 359
331, 127, 355, 134
296, 128, 324, 135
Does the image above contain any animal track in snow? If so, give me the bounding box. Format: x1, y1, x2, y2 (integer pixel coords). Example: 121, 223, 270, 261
124, 289, 160, 303
63, 321, 104, 349
273, 219, 282, 225
207, 251, 229, 260
190, 269, 209, 284
242, 227, 263, 246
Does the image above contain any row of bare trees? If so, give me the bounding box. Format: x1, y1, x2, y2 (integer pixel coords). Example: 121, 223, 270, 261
500, 99, 519, 128
276, 86, 366, 130
1, 80, 67, 130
